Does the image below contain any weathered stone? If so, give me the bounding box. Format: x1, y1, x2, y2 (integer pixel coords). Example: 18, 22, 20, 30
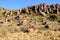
14, 16, 20, 20
39, 11, 46, 16
44, 24, 49, 29
49, 15, 57, 21
42, 17, 48, 25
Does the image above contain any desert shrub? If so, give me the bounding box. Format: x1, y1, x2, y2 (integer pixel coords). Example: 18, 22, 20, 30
45, 14, 51, 19
56, 15, 60, 23
8, 25, 15, 32
45, 14, 60, 22
36, 15, 43, 20
44, 25, 49, 29
2, 12, 6, 16
53, 27, 60, 31
57, 28, 60, 31
19, 25, 29, 33
14, 16, 20, 20
57, 19, 60, 23
8, 24, 19, 33
44, 31, 52, 36
38, 27, 48, 30
0, 13, 6, 19
0, 27, 8, 37
48, 14, 57, 21
17, 22, 22, 26
0, 30, 7, 37
13, 11, 17, 15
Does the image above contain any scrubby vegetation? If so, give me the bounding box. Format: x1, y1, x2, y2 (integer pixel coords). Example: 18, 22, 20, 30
0, 14, 59, 40
0, 4, 60, 40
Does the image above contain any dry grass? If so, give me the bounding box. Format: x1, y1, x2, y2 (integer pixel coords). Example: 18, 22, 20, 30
0, 14, 60, 40
0, 30, 60, 40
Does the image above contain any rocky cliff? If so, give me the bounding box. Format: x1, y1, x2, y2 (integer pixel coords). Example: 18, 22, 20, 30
0, 4, 60, 16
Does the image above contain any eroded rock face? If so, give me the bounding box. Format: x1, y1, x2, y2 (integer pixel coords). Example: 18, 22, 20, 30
0, 4, 60, 16
0, 4, 60, 22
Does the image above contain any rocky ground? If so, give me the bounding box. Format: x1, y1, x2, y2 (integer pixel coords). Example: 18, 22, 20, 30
0, 4, 60, 40
0, 14, 60, 40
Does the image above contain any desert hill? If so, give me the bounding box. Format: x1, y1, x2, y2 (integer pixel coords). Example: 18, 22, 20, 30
0, 4, 60, 40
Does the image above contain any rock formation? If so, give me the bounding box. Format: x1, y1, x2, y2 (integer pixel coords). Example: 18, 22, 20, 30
0, 4, 60, 16
0, 4, 60, 32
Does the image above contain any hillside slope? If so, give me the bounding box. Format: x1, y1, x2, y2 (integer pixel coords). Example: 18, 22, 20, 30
0, 4, 60, 40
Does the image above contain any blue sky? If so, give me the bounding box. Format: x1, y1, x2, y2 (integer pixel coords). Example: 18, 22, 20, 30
0, 0, 60, 10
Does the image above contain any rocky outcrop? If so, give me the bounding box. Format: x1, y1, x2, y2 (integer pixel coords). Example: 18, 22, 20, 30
0, 4, 60, 16
0, 4, 60, 32
0, 4, 60, 25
